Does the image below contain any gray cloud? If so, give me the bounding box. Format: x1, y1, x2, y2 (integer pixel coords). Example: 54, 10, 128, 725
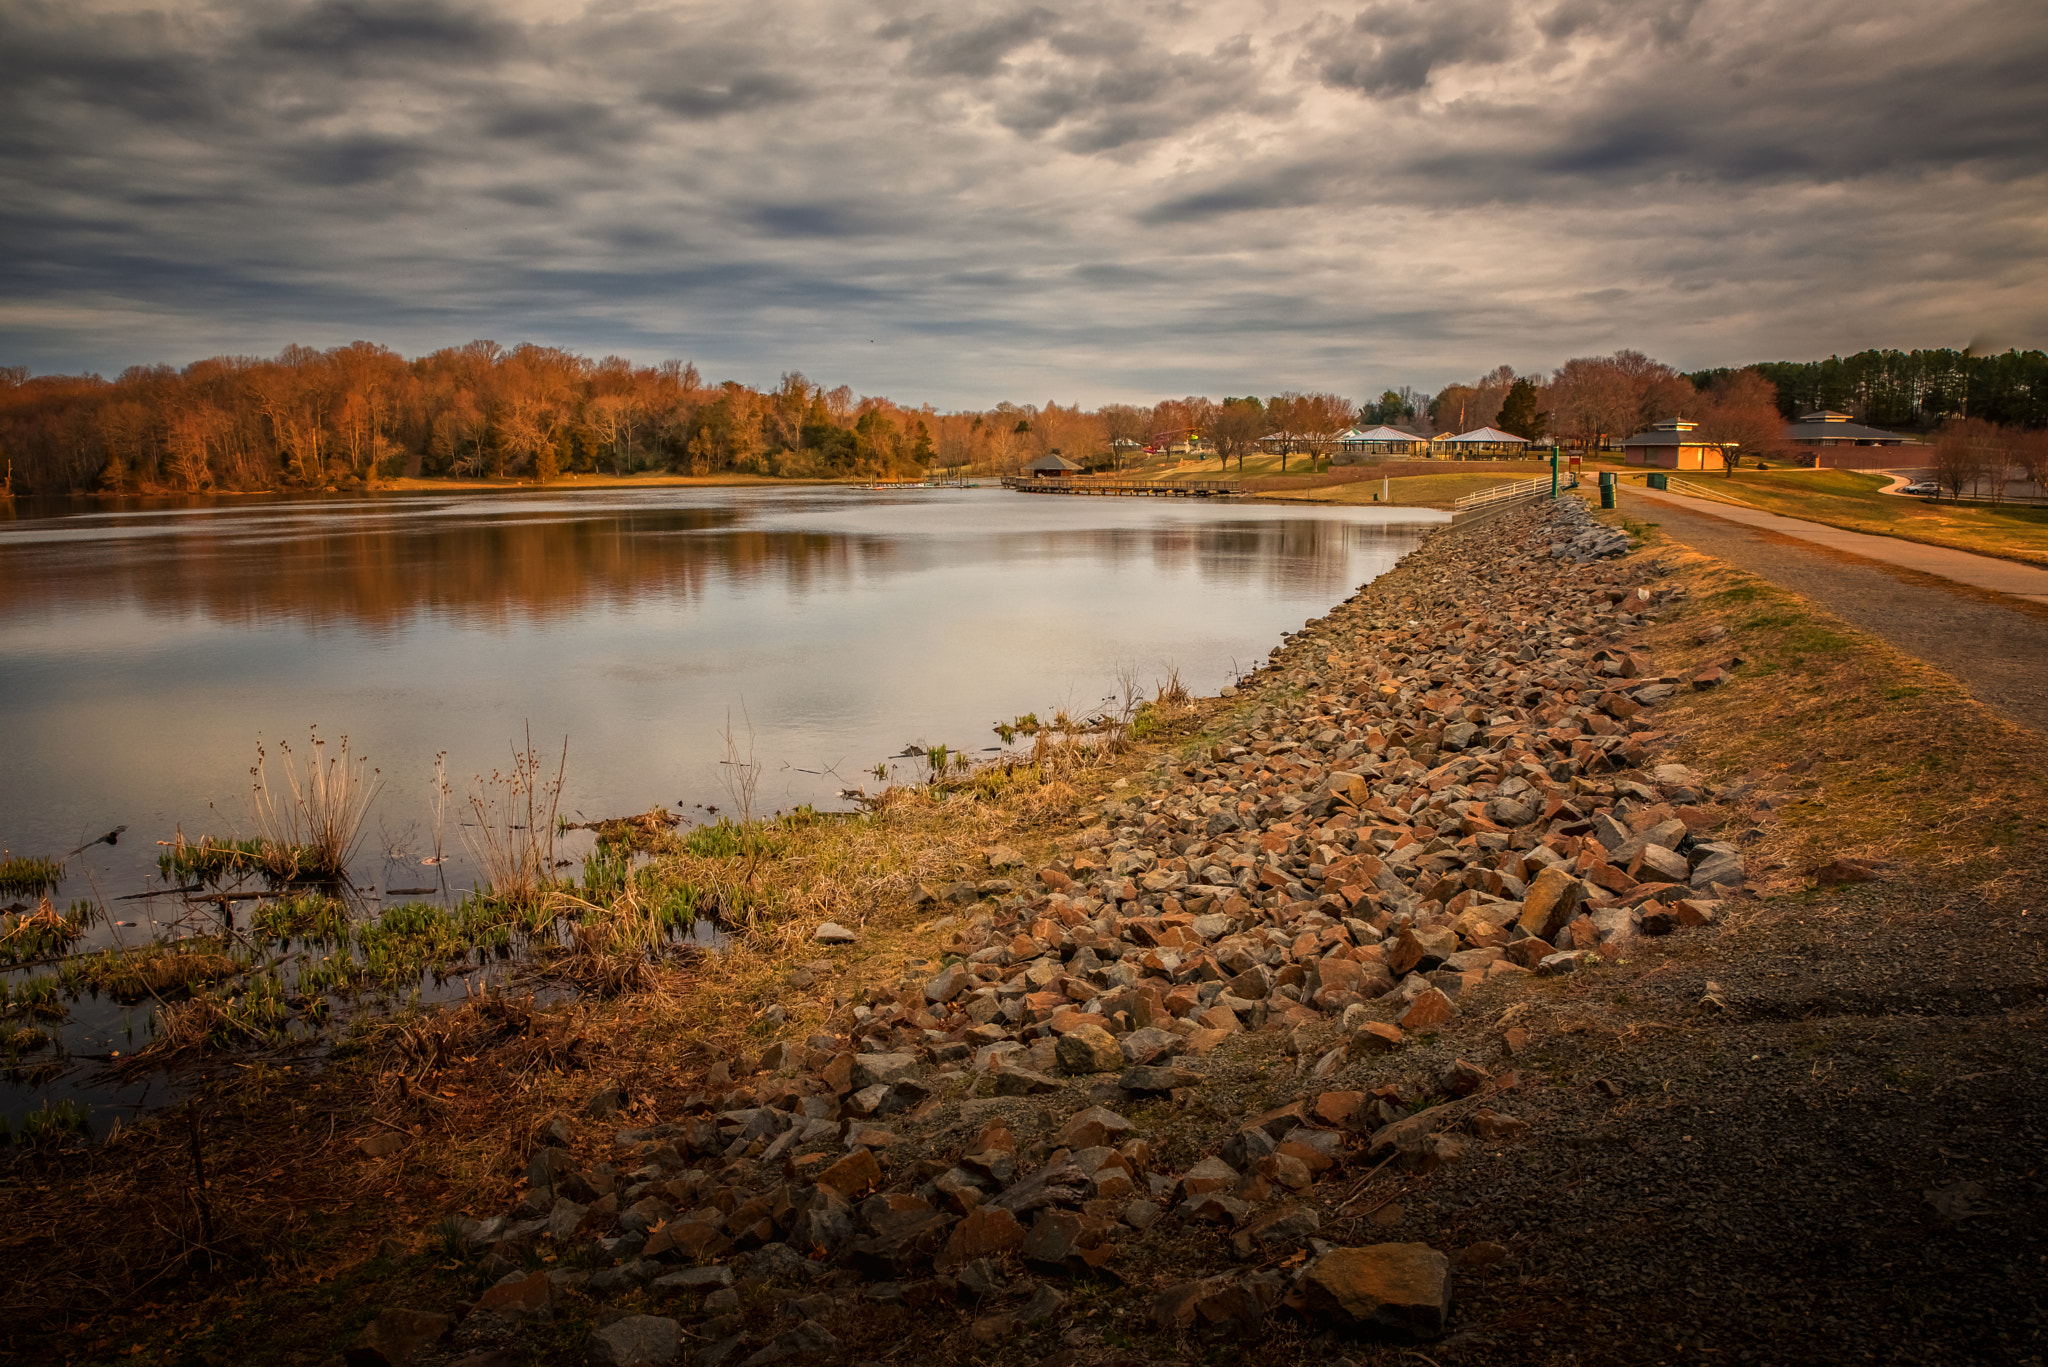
0, 0, 2041, 403
1311, 0, 1521, 96
880, 7, 1060, 77
255, 0, 517, 65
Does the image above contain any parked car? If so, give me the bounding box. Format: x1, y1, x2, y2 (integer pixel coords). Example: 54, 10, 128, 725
1901, 481, 1942, 496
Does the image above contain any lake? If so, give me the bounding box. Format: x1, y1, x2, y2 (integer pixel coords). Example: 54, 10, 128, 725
0, 483, 1443, 1127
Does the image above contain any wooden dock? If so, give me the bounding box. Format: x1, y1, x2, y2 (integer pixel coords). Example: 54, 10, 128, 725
1000, 476, 1238, 498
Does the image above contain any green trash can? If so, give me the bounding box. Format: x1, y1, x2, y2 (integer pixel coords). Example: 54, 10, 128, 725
1646, 472, 1669, 491
1598, 471, 1616, 509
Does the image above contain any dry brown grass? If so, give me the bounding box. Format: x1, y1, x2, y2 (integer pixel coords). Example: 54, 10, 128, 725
1592, 506, 2048, 889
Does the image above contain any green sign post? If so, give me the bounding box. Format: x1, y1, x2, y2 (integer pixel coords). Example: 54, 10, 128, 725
1549, 443, 1559, 499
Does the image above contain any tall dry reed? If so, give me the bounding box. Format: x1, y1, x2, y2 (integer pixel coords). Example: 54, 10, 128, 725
459, 730, 567, 906
249, 730, 380, 881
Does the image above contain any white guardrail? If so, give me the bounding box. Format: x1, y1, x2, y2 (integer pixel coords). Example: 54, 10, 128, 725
1664, 476, 1751, 505
1453, 473, 1578, 511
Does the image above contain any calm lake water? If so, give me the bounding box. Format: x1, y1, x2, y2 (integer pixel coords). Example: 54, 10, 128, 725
0, 484, 1442, 1128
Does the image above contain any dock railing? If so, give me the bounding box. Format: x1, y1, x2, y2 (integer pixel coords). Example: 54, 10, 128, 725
999, 476, 1238, 497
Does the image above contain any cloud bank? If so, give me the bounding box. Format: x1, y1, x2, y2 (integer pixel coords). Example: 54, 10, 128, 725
1, 0, 2044, 401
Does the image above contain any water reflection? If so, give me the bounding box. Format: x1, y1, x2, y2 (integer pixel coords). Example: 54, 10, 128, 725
1, 485, 1447, 1128
0, 493, 1399, 629
0, 486, 1442, 906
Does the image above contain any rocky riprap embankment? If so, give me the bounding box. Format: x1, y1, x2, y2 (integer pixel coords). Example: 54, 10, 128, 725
357, 496, 1750, 1367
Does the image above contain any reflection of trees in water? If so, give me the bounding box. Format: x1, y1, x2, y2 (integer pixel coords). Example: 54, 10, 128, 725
0, 507, 904, 629
989, 520, 1413, 598
0, 503, 1424, 630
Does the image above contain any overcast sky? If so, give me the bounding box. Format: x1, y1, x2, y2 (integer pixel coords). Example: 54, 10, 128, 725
2, 0, 2044, 405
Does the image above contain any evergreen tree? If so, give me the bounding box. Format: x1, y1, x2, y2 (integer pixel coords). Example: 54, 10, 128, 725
1496, 378, 1550, 440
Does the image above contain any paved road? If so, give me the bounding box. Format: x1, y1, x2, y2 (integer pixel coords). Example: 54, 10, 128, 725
1619, 488, 2048, 734
1630, 485, 2048, 605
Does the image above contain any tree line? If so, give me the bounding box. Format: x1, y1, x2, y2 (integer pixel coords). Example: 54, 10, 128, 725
3, 339, 2042, 496
1367, 344, 2047, 467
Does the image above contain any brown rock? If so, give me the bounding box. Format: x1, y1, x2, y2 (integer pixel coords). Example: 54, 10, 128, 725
1055, 1106, 1134, 1150
1470, 1109, 1530, 1142
1298, 1243, 1452, 1337
1312, 1091, 1368, 1127
1347, 1020, 1405, 1056
1440, 1059, 1491, 1096
1383, 929, 1424, 977
1258, 1152, 1313, 1191
642, 1220, 732, 1261
1179, 1156, 1239, 1196
935, 1205, 1025, 1270
1396, 988, 1455, 1031
345, 1309, 454, 1367
1020, 1209, 1115, 1271
1517, 866, 1584, 940
816, 1147, 882, 1199
1815, 857, 1885, 887
1455, 1240, 1509, 1270
470, 1271, 551, 1321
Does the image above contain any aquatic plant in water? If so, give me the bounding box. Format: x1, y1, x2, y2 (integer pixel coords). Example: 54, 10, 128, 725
250, 730, 381, 881
0, 899, 97, 964
66, 943, 240, 1003
460, 731, 566, 906
0, 855, 64, 898
250, 893, 351, 946
9, 1098, 90, 1146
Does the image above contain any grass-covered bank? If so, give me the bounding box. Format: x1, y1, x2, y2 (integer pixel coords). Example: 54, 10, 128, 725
1620, 465, 2048, 568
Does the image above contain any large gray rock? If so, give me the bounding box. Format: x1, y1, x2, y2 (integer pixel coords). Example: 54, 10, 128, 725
1689, 842, 1745, 888
1055, 1024, 1123, 1074
924, 963, 971, 1004
589, 1315, 682, 1366
852, 1052, 918, 1088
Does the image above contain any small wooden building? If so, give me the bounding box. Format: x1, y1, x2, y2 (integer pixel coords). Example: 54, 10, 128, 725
1024, 452, 1082, 478
1622, 417, 1729, 471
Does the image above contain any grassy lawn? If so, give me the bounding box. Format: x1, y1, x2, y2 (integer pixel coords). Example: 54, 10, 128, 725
1138, 453, 1328, 481
1626, 467, 2048, 568
1275, 470, 1545, 508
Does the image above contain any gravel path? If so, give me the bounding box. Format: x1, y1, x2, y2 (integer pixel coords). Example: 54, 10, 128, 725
1621, 489, 2048, 735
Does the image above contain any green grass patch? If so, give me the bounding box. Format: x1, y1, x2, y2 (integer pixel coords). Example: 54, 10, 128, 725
0, 899, 97, 964
0, 855, 65, 898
